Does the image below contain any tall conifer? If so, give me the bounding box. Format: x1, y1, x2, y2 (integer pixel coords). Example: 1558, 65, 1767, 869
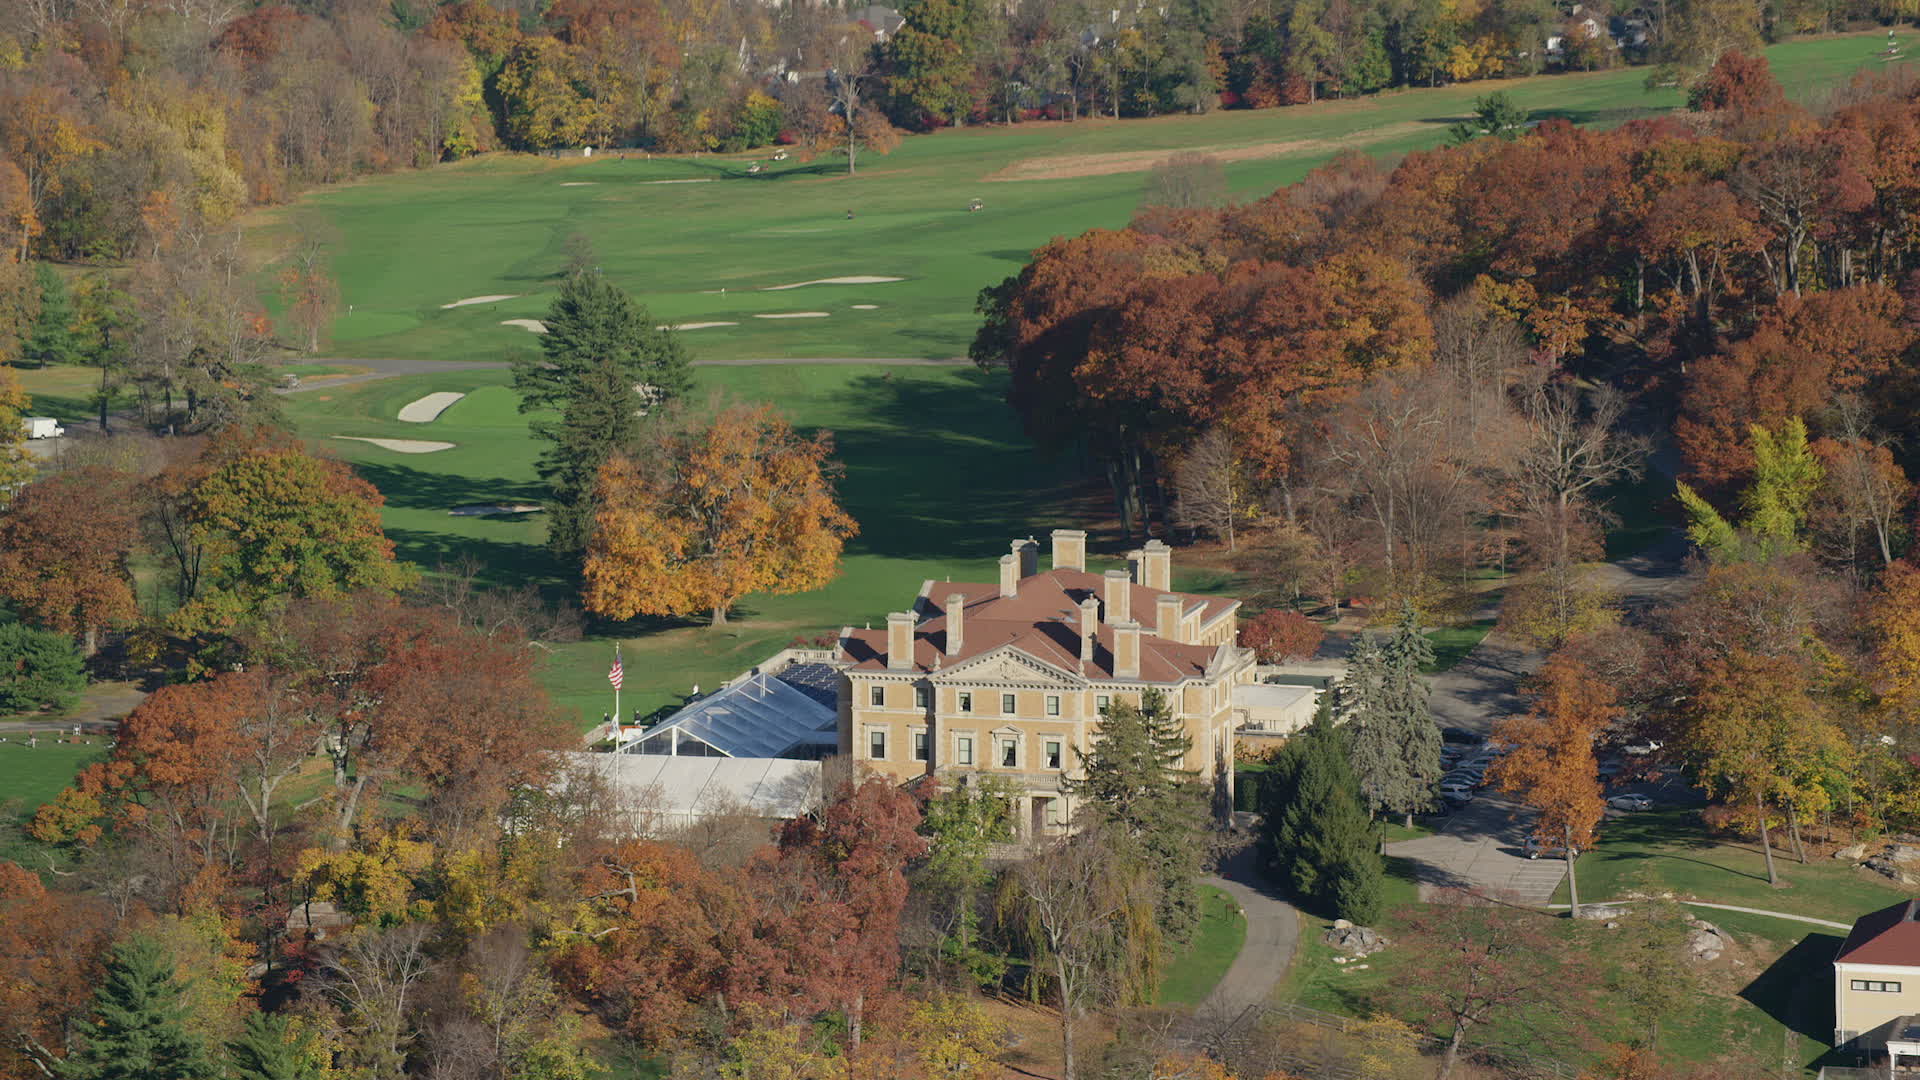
55, 936, 213, 1080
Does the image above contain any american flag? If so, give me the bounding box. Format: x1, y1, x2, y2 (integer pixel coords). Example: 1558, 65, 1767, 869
608, 646, 624, 690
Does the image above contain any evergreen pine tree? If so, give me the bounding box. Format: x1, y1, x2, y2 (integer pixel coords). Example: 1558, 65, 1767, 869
226, 1013, 326, 1080
1068, 688, 1209, 940
56, 935, 214, 1080
1262, 716, 1385, 923
512, 271, 691, 562
23, 263, 81, 368
1345, 603, 1443, 826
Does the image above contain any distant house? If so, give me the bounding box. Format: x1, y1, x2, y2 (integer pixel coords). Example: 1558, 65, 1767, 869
1835, 899, 1920, 1060
852, 4, 904, 41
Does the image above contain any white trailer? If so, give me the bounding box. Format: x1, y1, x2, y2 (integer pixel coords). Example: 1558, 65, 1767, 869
21, 417, 64, 439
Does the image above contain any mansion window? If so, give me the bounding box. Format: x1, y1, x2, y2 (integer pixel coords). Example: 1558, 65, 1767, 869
999, 737, 1019, 768
1045, 739, 1063, 770
1001, 693, 1016, 714
869, 685, 884, 707
913, 730, 929, 762
868, 730, 887, 759
1096, 694, 1111, 711
957, 736, 974, 765
915, 686, 930, 709
1853, 980, 1903, 993
1046, 695, 1060, 716
958, 692, 973, 712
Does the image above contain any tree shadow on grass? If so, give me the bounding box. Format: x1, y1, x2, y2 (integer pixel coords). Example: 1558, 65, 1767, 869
816, 371, 1082, 562
353, 461, 547, 515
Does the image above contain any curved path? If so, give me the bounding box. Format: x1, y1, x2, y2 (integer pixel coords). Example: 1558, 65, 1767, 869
1200, 846, 1301, 1016
1547, 899, 1852, 930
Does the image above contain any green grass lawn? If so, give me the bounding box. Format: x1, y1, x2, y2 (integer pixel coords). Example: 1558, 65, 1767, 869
1422, 619, 1495, 673
1157, 884, 1249, 1007
1551, 807, 1910, 924
250, 32, 1912, 370
0, 740, 105, 866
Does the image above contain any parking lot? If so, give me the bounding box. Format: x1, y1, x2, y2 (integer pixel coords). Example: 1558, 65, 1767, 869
1385, 794, 1570, 904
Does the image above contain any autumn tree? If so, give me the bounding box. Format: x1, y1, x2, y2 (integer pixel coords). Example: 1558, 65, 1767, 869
1489, 653, 1613, 916
176, 441, 413, 635
1237, 608, 1325, 663
1676, 418, 1823, 564
511, 270, 690, 561
0, 362, 32, 499
1174, 428, 1248, 550
276, 235, 338, 354
584, 402, 859, 626
0, 466, 139, 652
1396, 892, 1561, 1080
0, 861, 113, 1078
1143, 152, 1228, 209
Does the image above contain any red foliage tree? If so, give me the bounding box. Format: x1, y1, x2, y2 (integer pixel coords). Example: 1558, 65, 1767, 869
1238, 609, 1326, 663
0, 466, 140, 653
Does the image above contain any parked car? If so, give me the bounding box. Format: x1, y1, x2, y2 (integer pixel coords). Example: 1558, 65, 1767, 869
1622, 739, 1664, 757
1524, 836, 1580, 860
21, 416, 63, 439
1439, 783, 1476, 803
1440, 726, 1485, 745
1596, 759, 1624, 779
1608, 793, 1653, 811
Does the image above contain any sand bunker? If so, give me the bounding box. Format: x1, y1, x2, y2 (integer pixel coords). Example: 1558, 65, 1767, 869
502, 318, 548, 333
762, 276, 905, 290
851, 304, 879, 310
449, 503, 543, 517
755, 312, 830, 319
986, 124, 1425, 182
398, 391, 465, 423
332, 436, 455, 453
659, 322, 738, 331
642, 179, 715, 185
559, 182, 597, 187
442, 295, 519, 309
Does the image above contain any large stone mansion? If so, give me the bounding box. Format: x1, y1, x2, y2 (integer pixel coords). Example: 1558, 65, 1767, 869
836, 530, 1255, 838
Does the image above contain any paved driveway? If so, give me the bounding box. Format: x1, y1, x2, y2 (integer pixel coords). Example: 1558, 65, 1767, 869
1384, 795, 1568, 905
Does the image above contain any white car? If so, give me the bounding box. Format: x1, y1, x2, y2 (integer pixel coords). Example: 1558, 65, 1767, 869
1608, 793, 1653, 811
1622, 739, 1664, 757
1524, 836, 1580, 860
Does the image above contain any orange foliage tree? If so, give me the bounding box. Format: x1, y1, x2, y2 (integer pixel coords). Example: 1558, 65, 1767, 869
584, 402, 858, 625
0, 467, 140, 653
1489, 653, 1614, 916
0, 861, 114, 1077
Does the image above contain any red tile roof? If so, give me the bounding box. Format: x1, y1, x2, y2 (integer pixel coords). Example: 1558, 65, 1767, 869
1838, 899, 1920, 966
840, 568, 1238, 682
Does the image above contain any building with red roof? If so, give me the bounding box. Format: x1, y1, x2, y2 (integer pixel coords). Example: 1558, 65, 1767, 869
1836, 898, 1920, 1059
836, 529, 1253, 839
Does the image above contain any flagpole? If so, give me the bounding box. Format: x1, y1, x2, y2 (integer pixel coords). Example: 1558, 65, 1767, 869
613, 643, 622, 738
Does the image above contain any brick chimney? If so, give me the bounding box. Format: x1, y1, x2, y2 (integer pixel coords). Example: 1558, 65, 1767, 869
1050, 528, 1087, 573
1012, 538, 1038, 579
1079, 596, 1098, 663
887, 611, 915, 670
945, 593, 965, 655
1156, 594, 1184, 643
998, 554, 1018, 598
1103, 569, 1131, 625
1141, 540, 1172, 591
1112, 620, 1141, 679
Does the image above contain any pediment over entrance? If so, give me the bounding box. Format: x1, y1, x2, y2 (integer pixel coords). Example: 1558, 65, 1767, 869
932, 646, 1079, 688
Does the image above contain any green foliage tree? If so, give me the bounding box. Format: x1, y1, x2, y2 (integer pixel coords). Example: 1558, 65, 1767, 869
226, 1014, 327, 1080
0, 622, 87, 713
1261, 715, 1385, 924
512, 271, 690, 562
21, 263, 79, 368
1678, 417, 1824, 563
915, 776, 1015, 986
0, 364, 34, 502
53, 935, 215, 1080
1066, 688, 1210, 940
1345, 605, 1443, 825
1447, 91, 1527, 143
887, 0, 993, 126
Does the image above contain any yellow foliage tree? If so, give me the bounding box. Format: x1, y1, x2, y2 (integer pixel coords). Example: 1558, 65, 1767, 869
584, 402, 858, 625
0, 363, 31, 500
294, 829, 433, 925
905, 995, 1009, 1077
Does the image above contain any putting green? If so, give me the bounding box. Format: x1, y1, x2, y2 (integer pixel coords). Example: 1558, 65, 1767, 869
249, 31, 1910, 368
